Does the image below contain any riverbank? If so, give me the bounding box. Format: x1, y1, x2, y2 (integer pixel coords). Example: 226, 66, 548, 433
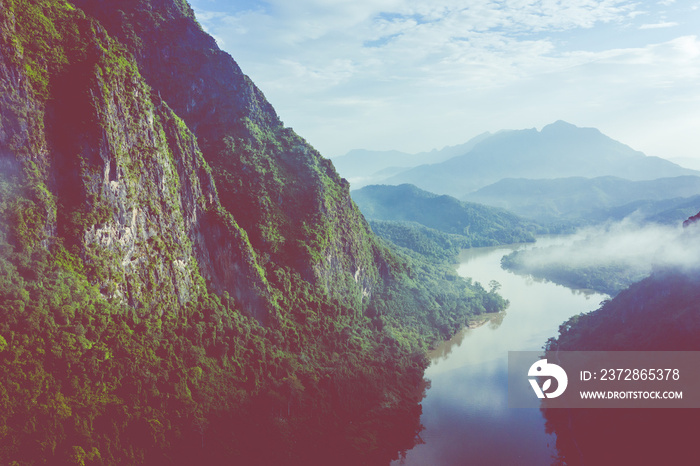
397, 237, 607, 465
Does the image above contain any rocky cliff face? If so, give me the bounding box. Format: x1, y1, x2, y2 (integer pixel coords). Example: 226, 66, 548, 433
0, 0, 272, 319
0, 0, 384, 321
71, 0, 386, 306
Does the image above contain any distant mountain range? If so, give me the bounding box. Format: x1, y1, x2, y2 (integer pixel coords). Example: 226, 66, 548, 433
331, 132, 491, 188
340, 121, 700, 228
465, 175, 700, 224
381, 121, 699, 197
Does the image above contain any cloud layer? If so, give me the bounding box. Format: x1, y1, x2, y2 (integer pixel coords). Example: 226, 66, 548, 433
190, 0, 700, 161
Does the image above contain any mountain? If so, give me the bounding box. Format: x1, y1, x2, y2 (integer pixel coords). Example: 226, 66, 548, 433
465, 175, 700, 224
332, 132, 491, 188
0, 1, 508, 464
596, 194, 700, 225
670, 156, 700, 171
70, 0, 384, 311
352, 184, 543, 246
387, 121, 699, 197
544, 271, 700, 465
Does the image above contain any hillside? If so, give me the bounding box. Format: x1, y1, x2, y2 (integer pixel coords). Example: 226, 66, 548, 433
367, 220, 471, 263
543, 268, 700, 465
539, 213, 700, 465
0, 1, 507, 464
352, 184, 543, 246
71, 0, 383, 309
387, 121, 698, 197
466, 175, 700, 224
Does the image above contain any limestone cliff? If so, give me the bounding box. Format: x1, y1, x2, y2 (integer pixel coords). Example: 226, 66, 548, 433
0, 0, 389, 323
71, 0, 386, 307
0, 0, 270, 319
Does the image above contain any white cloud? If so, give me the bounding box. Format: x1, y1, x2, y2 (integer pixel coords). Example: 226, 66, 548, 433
639, 21, 679, 28
189, 0, 700, 162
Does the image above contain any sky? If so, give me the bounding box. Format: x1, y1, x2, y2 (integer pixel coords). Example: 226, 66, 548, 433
188, 0, 700, 164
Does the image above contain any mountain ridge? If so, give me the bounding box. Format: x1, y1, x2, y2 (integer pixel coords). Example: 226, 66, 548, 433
352, 183, 543, 246
385, 121, 698, 197
465, 175, 700, 224
332, 132, 492, 188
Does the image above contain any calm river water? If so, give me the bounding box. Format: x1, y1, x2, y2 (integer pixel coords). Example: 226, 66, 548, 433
396, 237, 608, 465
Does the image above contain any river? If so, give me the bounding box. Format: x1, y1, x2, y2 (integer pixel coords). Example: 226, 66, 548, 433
396, 237, 608, 465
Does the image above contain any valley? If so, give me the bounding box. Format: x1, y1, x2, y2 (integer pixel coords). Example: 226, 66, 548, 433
2, 0, 699, 465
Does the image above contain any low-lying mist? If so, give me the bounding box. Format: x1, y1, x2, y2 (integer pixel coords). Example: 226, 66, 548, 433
502, 216, 700, 294
539, 218, 700, 270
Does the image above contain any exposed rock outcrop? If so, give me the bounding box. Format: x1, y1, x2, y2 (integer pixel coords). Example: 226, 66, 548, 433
1, 0, 389, 321
0, 0, 270, 319
72, 0, 386, 308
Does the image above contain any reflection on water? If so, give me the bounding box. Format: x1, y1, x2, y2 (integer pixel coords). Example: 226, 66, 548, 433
396, 237, 608, 466
429, 311, 506, 363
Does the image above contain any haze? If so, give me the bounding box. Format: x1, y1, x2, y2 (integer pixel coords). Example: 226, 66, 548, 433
514, 216, 700, 276
190, 0, 700, 164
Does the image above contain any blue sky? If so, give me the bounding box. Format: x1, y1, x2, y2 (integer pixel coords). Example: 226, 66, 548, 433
189, 0, 700, 165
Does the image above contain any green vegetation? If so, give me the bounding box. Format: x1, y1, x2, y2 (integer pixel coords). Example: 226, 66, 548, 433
501, 250, 648, 295
352, 184, 543, 247
541, 269, 700, 465
544, 269, 700, 352
0, 1, 511, 464
367, 239, 508, 342
368, 220, 470, 263
0, 236, 433, 465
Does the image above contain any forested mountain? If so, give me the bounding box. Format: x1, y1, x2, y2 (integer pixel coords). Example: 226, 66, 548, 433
466, 175, 700, 224
332, 132, 491, 188
69, 0, 381, 311
0, 1, 507, 464
367, 220, 471, 263
542, 216, 700, 465
352, 184, 543, 247
387, 121, 698, 197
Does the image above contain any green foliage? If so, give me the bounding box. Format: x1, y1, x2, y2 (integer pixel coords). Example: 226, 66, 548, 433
542, 269, 700, 466
501, 249, 649, 295
0, 172, 53, 253
353, 184, 543, 247
369, 220, 470, 263
3, 0, 79, 99
0, 236, 430, 464
366, 239, 509, 345
545, 269, 700, 352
